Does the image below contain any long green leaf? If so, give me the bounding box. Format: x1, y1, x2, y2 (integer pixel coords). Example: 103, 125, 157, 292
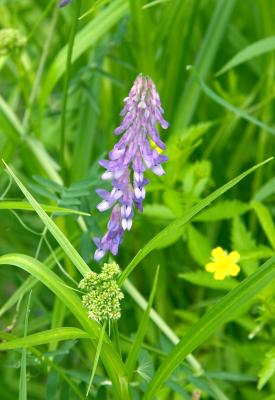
119, 158, 273, 285
217, 36, 275, 75
0, 254, 129, 400
143, 257, 275, 399
3, 161, 90, 276
0, 327, 89, 351
0, 200, 90, 216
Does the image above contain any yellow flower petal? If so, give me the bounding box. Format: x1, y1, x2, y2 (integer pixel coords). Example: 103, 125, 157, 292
211, 247, 226, 262
214, 269, 227, 280
205, 262, 217, 272
227, 251, 240, 263
229, 264, 240, 277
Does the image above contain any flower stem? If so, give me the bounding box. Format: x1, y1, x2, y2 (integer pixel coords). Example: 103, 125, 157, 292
60, 0, 82, 184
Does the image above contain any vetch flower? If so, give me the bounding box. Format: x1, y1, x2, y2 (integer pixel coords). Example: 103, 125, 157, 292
79, 262, 124, 322
205, 247, 240, 280
94, 74, 169, 261
59, 0, 72, 7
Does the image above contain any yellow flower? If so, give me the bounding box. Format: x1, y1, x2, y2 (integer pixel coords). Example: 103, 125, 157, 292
205, 247, 240, 280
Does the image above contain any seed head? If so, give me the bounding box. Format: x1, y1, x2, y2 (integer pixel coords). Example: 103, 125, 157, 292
0, 29, 26, 56
79, 262, 124, 322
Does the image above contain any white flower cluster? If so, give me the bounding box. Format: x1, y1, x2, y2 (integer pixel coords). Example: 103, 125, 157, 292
79, 262, 124, 322
0, 29, 26, 56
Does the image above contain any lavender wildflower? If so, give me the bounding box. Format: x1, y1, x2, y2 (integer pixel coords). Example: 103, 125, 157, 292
94, 74, 169, 261
59, 0, 72, 7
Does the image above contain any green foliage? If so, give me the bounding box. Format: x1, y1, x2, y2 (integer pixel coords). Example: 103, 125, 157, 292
0, 1, 275, 399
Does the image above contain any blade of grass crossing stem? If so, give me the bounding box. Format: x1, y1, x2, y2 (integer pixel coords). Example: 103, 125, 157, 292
60, 0, 81, 182
86, 321, 107, 397
19, 291, 32, 400
173, 0, 236, 132
126, 266, 159, 380
0, 328, 89, 351
3, 161, 90, 276
143, 257, 275, 400
0, 254, 129, 400
119, 158, 273, 285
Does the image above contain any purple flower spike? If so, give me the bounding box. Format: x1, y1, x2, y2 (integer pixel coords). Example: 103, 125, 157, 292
59, 0, 72, 7
94, 74, 169, 261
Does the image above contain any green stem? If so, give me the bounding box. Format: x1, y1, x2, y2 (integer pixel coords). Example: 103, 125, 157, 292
60, 0, 82, 184
86, 320, 107, 397
23, 1, 59, 135
113, 320, 122, 358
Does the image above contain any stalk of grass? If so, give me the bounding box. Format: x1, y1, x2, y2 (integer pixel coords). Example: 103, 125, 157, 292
19, 291, 32, 400
60, 0, 82, 183
22, 1, 59, 135
86, 320, 106, 397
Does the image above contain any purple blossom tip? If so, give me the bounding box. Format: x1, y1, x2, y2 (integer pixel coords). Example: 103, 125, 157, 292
59, 0, 72, 7
94, 74, 169, 261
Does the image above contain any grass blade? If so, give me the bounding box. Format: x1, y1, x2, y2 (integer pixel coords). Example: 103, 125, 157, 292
0, 200, 90, 215
86, 321, 106, 396
0, 327, 89, 351
19, 291, 32, 400
217, 36, 275, 75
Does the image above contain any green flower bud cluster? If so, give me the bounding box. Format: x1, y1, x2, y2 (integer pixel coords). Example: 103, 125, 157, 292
79, 262, 124, 322
0, 29, 26, 56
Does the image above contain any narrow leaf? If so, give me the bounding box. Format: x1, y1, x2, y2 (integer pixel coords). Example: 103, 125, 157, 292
218, 36, 275, 75
0, 327, 89, 351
